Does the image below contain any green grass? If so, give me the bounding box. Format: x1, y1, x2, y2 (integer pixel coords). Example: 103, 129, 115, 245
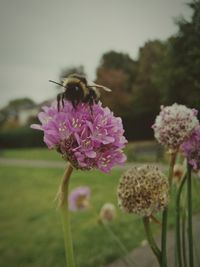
0, 148, 61, 161
0, 166, 144, 267
1, 165, 200, 267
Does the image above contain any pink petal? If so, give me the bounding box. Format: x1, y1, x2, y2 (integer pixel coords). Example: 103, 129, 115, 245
31, 124, 43, 130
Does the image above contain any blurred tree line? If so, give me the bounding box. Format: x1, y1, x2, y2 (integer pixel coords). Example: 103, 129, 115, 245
0, 0, 199, 147
59, 1, 200, 140
96, 0, 200, 139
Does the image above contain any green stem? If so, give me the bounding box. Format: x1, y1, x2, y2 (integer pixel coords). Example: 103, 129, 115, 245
194, 238, 200, 267
143, 217, 161, 265
187, 164, 194, 267
175, 174, 187, 267
161, 151, 177, 267
101, 222, 136, 267
58, 164, 75, 267
182, 209, 187, 267
161, 208, 168, 267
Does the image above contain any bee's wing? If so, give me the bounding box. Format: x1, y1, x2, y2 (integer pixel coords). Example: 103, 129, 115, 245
88, 81, 112, 92
62, 78, 69, 86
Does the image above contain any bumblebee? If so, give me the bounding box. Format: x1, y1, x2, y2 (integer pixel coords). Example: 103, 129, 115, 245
49, 73, 111, 111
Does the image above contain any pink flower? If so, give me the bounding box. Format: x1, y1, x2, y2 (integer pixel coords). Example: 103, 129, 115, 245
31, 101, 127, 172
181, 126, 200, 171
152, 103, 199, 150
69, 186, 91, 211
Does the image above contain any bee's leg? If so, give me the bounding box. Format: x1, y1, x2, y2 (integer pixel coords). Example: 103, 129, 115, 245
57, 93, 61, 111
89, 104, 93, 114
72, 100, 76, 109
93, 93, 99, 104
61, 93, 65, 109
88, 96, 94, 114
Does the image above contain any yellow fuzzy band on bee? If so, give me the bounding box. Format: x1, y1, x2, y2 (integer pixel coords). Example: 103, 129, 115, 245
62, 77, 88, 97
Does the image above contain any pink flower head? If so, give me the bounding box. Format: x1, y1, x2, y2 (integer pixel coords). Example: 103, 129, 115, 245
181, 126, 200, 171
31, 101, 127, 172
69, 186, 91, 212
152, 103, 199, 150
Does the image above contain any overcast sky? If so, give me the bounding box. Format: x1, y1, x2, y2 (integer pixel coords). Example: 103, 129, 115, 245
0, 0, 192, 108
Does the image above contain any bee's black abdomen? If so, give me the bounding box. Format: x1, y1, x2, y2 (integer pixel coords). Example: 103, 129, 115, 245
64, 83, 84, 108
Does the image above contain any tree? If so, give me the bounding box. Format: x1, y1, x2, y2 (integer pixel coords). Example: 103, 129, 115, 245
155, 0, 200, 109
0, 98, 36, 129
123, 40, 168, 140
132, 40, 167, 115
8, 98, 35, 110
95, 51, 137, 115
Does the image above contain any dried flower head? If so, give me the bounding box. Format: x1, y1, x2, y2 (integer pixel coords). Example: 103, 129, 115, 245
181, 126, 200, 171
117, 165, 169, 217
99, 203, 116, 223
31, 101, 127, 172
152, 103, 199, 150
69, 186, 90, 211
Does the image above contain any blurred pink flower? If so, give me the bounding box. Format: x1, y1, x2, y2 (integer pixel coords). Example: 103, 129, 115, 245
181, 126, 200, 171
31, 101, 127, 172
69, 186, 91, 212
152, 103, 199, 150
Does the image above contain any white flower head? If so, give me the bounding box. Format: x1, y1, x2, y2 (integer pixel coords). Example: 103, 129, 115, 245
152, 103, 199, 150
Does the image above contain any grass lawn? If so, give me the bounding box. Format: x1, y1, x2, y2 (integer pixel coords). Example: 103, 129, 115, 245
0, 148, 61, 161
1, 165, 200, 267
0, 166, 144, 267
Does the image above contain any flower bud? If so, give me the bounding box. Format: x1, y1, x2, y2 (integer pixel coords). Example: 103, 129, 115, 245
99, 203, 116, 223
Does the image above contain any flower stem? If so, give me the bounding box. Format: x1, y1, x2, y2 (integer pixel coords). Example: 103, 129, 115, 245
161, 151, 177, 267
187, 163, 194, 267
161, 208, 168, 267
175, 173, 187, 267
101, 222, 136, 267
143, 217, 162, 265
58, 164, 75, 267
182, 209, 187, 267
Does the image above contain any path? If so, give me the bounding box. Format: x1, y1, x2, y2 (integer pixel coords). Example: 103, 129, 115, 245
106, 214, 200, 267
0, 158, 167, 171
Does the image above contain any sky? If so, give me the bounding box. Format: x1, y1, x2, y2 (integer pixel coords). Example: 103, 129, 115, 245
0, 0, 192, 108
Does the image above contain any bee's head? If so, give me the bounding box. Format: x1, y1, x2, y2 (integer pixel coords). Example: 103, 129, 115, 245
66, 81, 82, 93
64, 79, 85, 103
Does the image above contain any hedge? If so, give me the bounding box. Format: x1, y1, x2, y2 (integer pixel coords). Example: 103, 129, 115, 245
0, 127, 45, 148
0, 113, 155, 148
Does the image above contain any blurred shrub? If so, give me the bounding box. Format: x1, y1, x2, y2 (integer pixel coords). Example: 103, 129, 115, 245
122, 113, 156, 140
125, 141, 165, 163
1, 118, 21, 130
0, 127, 45, 148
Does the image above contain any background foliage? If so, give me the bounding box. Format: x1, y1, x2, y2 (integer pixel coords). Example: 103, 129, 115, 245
0, 1, 200, 147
